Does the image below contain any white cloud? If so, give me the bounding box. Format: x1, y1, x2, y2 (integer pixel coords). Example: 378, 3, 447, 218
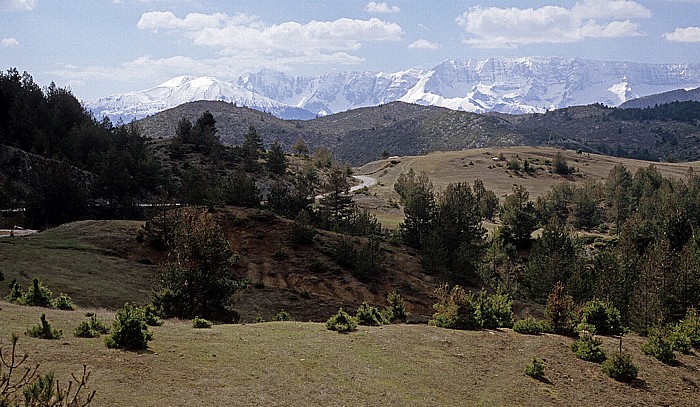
408, 39, 439, 49
457, 0, 649, 48
1, 37, 19, 47
2, 0, 36, 10
137, 11, 402, 57
365, 2, 399, 14
664, 27, 700, 42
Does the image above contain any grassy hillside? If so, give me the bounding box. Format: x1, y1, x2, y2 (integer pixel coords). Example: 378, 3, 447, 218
0, 208, 439, 320
354, 146, 700, 228
134, 101, 700, 166
0, 220, 159, 309
1, 302, 698, 406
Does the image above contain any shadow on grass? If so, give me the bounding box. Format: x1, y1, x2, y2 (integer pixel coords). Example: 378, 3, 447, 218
535, 376, 553, 385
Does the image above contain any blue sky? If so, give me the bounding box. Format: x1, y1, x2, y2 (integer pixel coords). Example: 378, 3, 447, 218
2, 0, 700, 101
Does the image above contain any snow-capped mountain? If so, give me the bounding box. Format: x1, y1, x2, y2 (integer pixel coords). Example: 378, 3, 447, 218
87, 57, 700, 122
87, 75, 317, 123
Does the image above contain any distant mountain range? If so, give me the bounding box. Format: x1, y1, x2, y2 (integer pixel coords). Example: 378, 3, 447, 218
87, 57, 700, 122
620, 87, 700, 109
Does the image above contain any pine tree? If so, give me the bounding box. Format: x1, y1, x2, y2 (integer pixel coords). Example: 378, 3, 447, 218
266, 142, 287, 175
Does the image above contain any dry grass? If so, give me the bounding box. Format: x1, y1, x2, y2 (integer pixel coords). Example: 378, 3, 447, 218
0, 220, 158, 309
354, 147, 700, 229
1, 301, 699, 406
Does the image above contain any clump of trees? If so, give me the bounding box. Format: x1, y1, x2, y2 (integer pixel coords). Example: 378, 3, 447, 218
6, 277, 75, 310
151, 207, 244, 322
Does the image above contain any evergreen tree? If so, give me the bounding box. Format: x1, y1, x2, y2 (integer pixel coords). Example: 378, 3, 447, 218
242, 125, 263, 159
394, 169, 435, 248
499, 185, 538, 249
155, 208, 242, 322
522, 217, 577, 302
571, 181, 602, 230
434, 182, 486, 279
605, 163, 633, 233
266, 141, 287, 175
319, 166, 352, 228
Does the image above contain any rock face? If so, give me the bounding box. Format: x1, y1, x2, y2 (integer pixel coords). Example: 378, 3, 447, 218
87, 57, 700, 121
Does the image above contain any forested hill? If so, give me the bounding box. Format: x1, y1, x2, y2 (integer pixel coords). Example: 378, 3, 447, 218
135, 100, 700, 165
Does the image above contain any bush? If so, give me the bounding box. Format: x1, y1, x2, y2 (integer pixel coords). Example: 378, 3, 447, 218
326, 308, 358, 333
386, 290, 408, 323
602, 352, 638, 382
74, 312, 110, 338
678, 308, 700, 349
51, 294, 76, 311
192, 316, 213, 329
525, 356, 545, 379
429, 285, 513, 330
571, 332, 607, 363
272, 310, 291, 322
21, 277, 53, 308
105, 303, 153, 351
6, 278, 75, 311
476, 289, 513, 329
669, 324, 692, 354
26, 314, 62, 340
513, 317, 544, 335
6, 279, 22, 302
355, 303, 388, 326
429, 284, 479, 330
641, 328, 675, 363
579, 299, 622, 336
290, 210, 316, 244
143, 304, 164, 326
545, 281, 576, 336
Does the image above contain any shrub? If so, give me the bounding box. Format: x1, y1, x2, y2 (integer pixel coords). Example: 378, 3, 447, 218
525, 357, 545, 380
669, 324, 692, 354
26, 314, 62, 340
355, 303, 387, 326
290, 210, 316, 244
51, 294, 76, 311
430, 285, 514, 330
476, 289, 513, 329
579, 299, 622, 336
326, 308, 358, 333
272, 310, 291, 322
602, 352, 638, 382
21, 277, 53, 308
6, 279, 23, 302
545, 281, 576, 336
641, 328, 675, 363
143, 304, 164, 326
678, 308, 700, 349
429, 284, 479, 330
105, 303, 153, 351
571, 332, 607, 363
386, 290, 408, 323
192, 316, 213, 329
74, 312, 110, 338
513, 317, 544, 335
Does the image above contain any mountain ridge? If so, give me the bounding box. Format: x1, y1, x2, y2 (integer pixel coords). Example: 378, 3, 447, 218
87, 57, 700, 122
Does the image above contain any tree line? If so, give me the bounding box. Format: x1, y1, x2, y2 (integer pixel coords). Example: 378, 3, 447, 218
394, 162, 700, 335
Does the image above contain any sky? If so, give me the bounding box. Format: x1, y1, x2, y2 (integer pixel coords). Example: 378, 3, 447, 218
2, 0, 700, 101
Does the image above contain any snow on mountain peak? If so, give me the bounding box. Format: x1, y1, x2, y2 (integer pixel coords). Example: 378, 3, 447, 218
86, 57, 700, 122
